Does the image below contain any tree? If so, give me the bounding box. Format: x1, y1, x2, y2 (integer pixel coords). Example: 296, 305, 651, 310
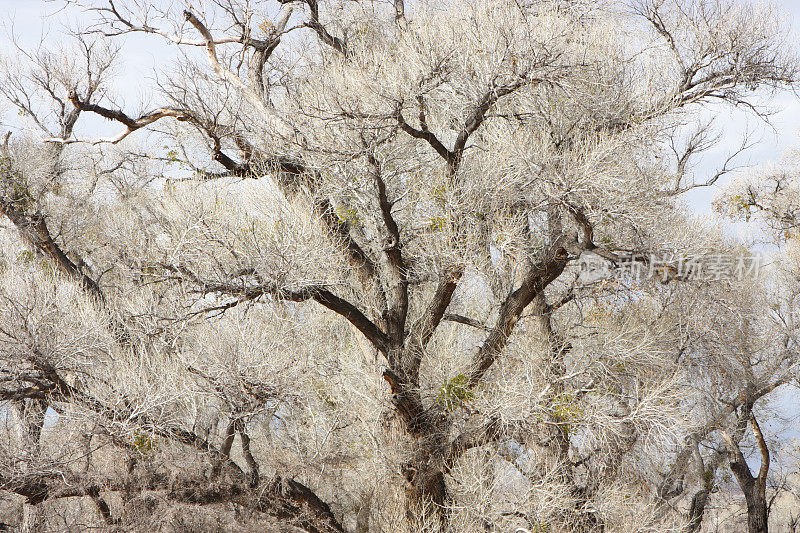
712, 156, 800, 533
0, 0, 798, 531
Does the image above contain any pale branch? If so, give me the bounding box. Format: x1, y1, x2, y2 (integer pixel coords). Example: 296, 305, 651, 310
49, 70, 378, 285
76, 94, 376, 280
442, 313, 492, 331
751, 413, 770, 486
182, 10, 272, 118
252, 38, 281, 100
65, 90, 254, 177
0, 133, 107, 299
70, 91, 177, 130
52, 95, 252, 175
88, 1, 294, 49
639, 5, 685, 70
1, 34, 108, 143
637, 3, 797, 114
82, 2, 294, 130
0, 141, 142, 342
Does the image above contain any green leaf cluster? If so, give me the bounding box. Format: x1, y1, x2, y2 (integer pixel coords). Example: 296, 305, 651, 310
437, 374, 474, 411
132, 430, 158, 458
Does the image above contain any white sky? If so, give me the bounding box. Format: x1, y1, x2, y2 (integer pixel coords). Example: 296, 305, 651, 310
1, 0, 799, 197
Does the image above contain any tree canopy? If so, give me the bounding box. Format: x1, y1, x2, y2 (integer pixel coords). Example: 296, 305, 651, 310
1, 1, 799, 532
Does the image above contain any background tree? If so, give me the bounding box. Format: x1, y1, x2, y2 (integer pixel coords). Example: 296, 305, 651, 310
712, 154, 800, 533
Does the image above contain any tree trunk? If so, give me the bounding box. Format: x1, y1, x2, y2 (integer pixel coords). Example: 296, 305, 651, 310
399, 426, 450, 530
687, 489, 709, 532
20, 504, 41, 533
723, 413, 771, 533
404, 463, 447, 529
744, 489, 769, 533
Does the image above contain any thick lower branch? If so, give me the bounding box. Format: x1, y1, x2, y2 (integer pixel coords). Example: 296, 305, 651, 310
444, 418, 503, 471
2, 469, 343, 533
404, 266, 464, 380
185, 274, 389, 353
0, 205, 103, 300
468, 241, 570, 386
382, 369, 439, 437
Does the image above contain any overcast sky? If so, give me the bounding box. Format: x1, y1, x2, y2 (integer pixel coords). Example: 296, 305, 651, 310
2, 0, 800, 203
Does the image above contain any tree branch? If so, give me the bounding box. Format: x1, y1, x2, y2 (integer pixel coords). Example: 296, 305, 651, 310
468, 239, 571, 386
394, 0, 407, 27
43, 91, 190, 145
1, 468, 344, 532
211, 420, 237, 479
277, 0, 348, 55
367, 152, 407, 357
0, 204, 104, 301
659, 380, 787, 502
404, 266, 464, 380
55, 93, 379, 281
182, 273, 389, 354
444, 417, 503, 470
451, 80, 530, 168
382, 368, 437, 436
442, 313, 492, 331
182, 10, 273, 117
751, 413, 770, 486
395, 108, 453, 164
236, 420, 260, 488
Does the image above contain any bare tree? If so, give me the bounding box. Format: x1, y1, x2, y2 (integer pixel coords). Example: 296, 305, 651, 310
0, 0, 798, 531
